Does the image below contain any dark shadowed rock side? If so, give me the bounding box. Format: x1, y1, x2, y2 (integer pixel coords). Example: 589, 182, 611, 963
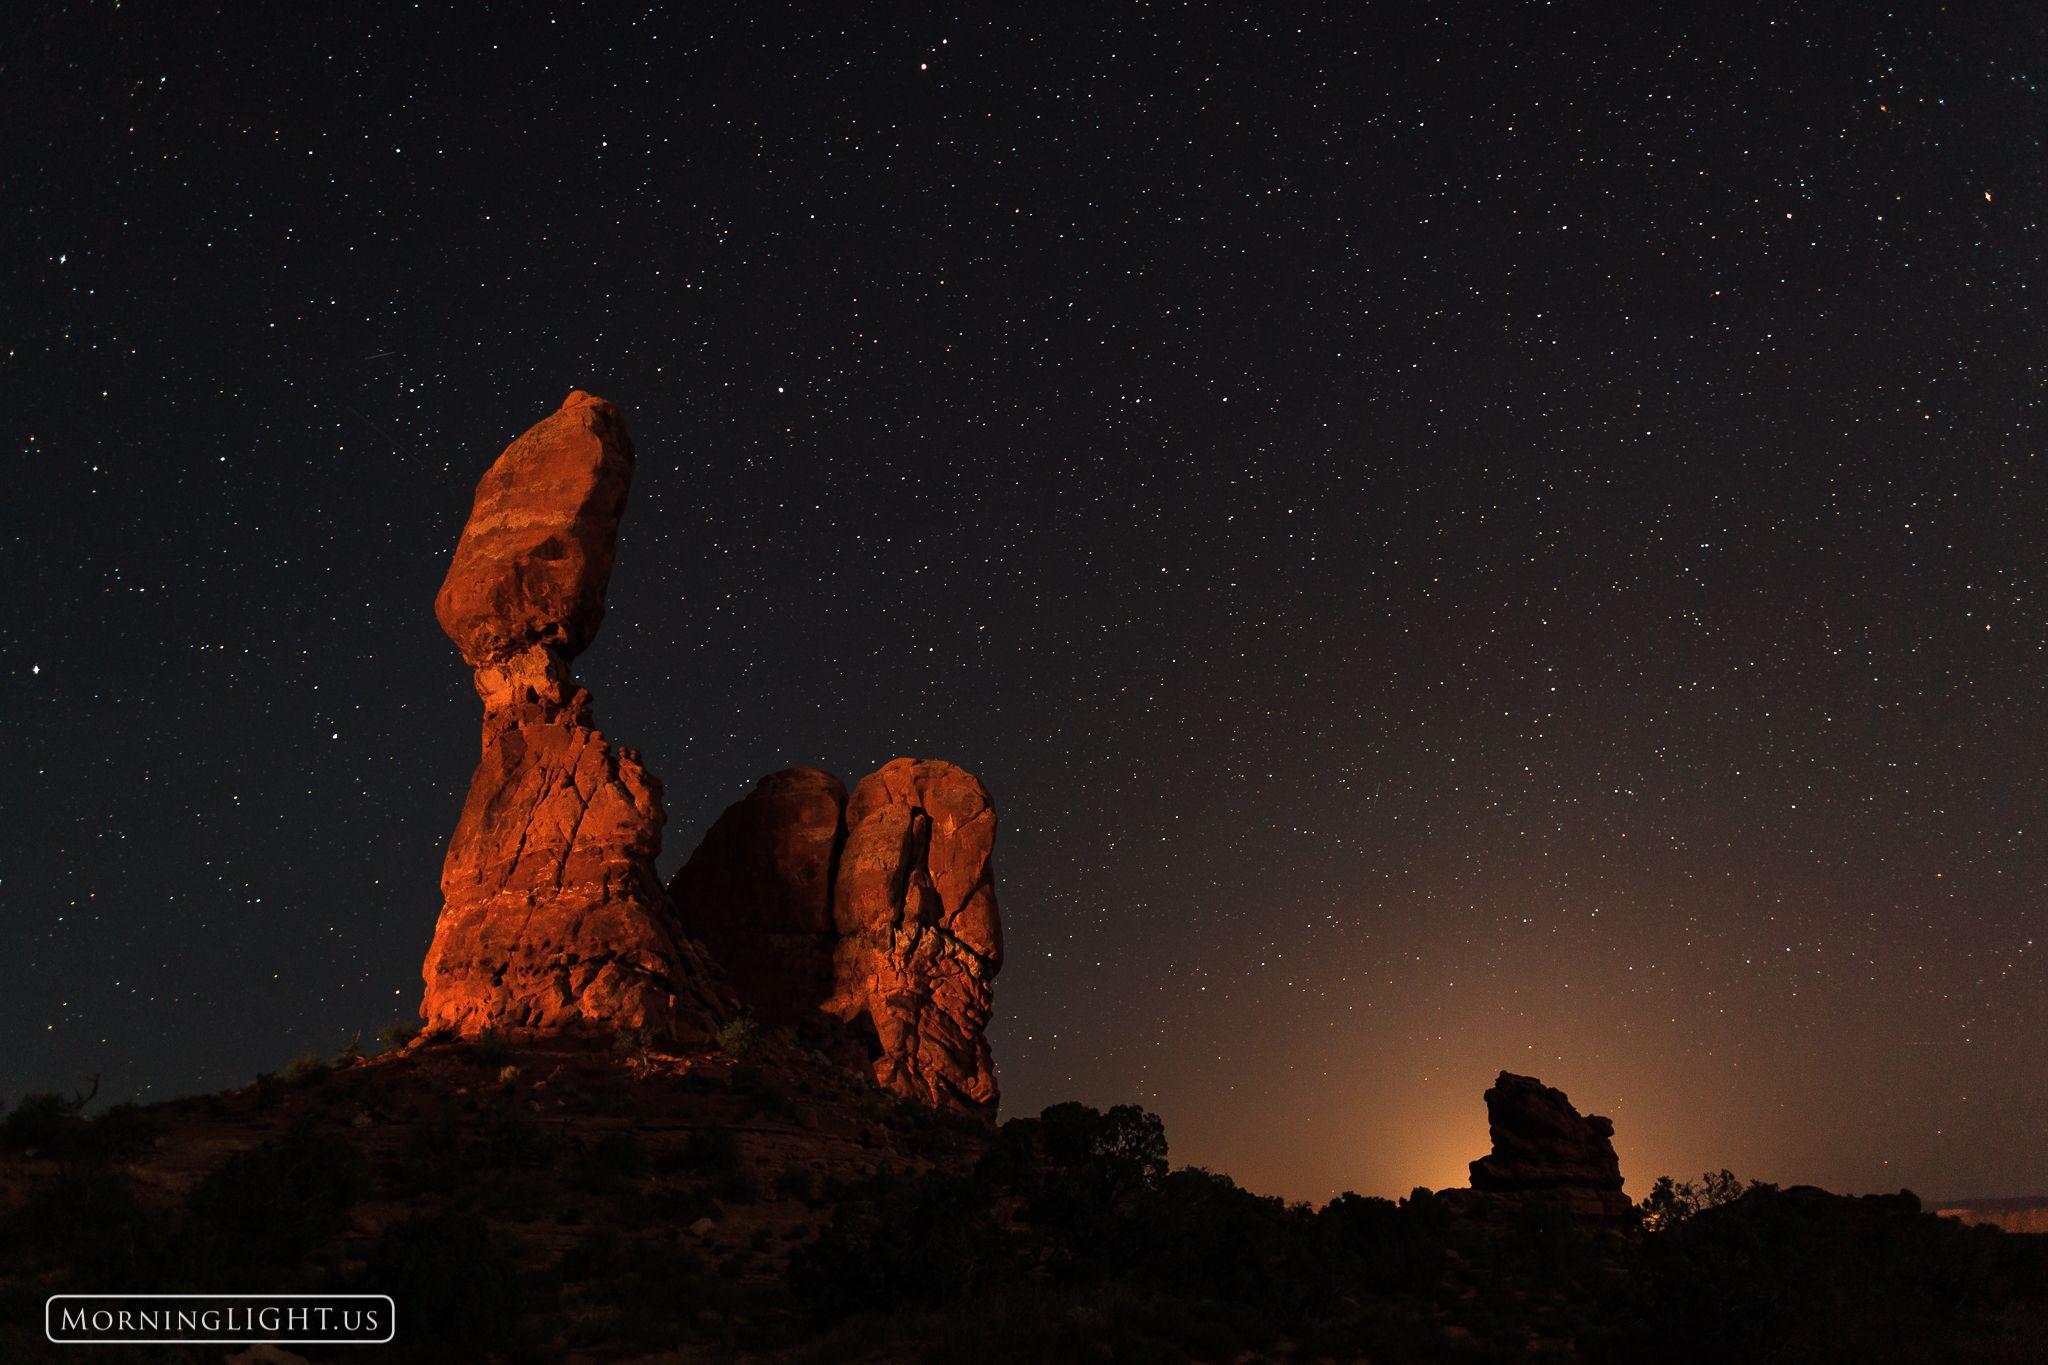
1439, 1071, 1635, 1226
670, 767, 848, 1027
671, 757, 1005, 1114
420, 392, 730, 1044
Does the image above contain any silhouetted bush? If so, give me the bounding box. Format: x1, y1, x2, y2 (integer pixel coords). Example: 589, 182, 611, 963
790, 1102, 2048, 1363
376, 1021, 421, 1053
0, 1090, 161, 1172
790, 1171, 1012, 1317
1598, 1185, 2048, 1364
1639, 1167, 1763, 1231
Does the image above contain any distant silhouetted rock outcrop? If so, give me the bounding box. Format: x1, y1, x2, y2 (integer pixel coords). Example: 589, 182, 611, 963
1933, 1196, 2048, 1235
1440, 1070, 1635, 1226
674, 757, 1005, 1114
420, 392, 730, 1044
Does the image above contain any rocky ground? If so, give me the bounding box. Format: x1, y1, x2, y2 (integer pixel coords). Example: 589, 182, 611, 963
0, 1026, 992, 1364
8, 1046, 2047, 1365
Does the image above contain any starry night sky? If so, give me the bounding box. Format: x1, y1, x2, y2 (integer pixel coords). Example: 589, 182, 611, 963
6, 3, 2044, 1204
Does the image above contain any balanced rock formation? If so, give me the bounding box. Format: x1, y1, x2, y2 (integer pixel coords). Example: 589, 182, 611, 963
1443, 1071, 1634, 1226
826, 759, 1004, 1112
670, 768, 848, 1027
673, 757, 1005, 1114
434, 390, 634, 679
420, 392, 728, 1043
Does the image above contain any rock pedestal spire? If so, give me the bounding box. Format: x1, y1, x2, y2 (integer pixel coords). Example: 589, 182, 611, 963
419, 391, 728, 1043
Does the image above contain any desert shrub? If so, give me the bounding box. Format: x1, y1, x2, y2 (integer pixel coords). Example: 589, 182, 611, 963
376, 1021, 421, 1053
0, 1092, 82, 1154
364, 1211, 518, 1354
0, 1089, 161, 1172
285, 1051, 330, 1084
716, 1009, 762, 1058
611, 1027, 654, 1062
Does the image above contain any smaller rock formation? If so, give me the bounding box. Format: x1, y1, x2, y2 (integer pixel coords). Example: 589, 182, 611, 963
420, 392, 729, 1044
670, 768, 848, 1026
674, 756, 1006, 1114
1441, 1071, 1634, 1226
826, 758, 1004, 1113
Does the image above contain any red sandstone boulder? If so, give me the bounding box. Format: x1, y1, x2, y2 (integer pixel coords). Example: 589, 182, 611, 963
419, 393, 729, 1044
669, 768, 848, 1026
434, 390, 635, 674
1442, 1071, 1635, 1226
825, 758, 1003, 1113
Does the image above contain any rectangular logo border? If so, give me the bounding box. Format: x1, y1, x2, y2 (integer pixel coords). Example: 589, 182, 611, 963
46, 1293, 396, 1344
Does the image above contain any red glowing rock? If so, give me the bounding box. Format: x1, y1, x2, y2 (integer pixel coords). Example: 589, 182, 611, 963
419, 392, 729, 1043
825, 758, 1003, 1113
434, 390, 635, 675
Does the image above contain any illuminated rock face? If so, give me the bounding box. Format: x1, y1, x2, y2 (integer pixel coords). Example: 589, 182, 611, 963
434, 390, 634, 679
675, 757, 1005, 1114
670, 768, 848, 1027
1453, 1071, 1635, 1225
826, 759, 1004, 1114
420, 392, 729, 1043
